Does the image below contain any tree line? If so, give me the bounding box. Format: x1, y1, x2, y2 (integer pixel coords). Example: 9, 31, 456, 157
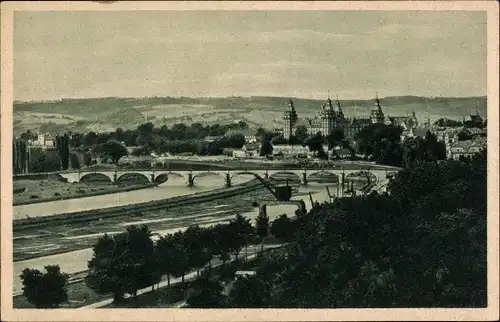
19, 207, 301, 308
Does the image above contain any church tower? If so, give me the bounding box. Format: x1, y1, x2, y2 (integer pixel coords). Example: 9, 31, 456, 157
370, 93, 385, 124
283, 99, 298, 140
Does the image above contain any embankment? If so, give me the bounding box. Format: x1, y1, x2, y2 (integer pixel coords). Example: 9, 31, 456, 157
13, 182, 158, 206
13, 179, 264, 232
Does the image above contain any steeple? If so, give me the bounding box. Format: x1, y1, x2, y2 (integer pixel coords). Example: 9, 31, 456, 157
375, 92, 382, 112
335, 94, 345, 119
326, 91, 333, 110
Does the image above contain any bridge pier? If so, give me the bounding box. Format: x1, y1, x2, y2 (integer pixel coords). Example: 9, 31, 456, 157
264, 169, 269, 179
187, 172, 194, 187
113, 171, 117, 184
150, 173, 155, 182
225, 172, 232, 188
302, 170, 308, 186
341, 172, 345, 193
259, 204, 267, 217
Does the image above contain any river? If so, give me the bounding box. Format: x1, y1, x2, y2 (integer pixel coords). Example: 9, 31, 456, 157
13, 175, 255, 220
12, 175, 362, 295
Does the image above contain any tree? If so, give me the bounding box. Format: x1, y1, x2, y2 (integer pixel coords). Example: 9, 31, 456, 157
85, 225, 161, 302
184, 225, 212, 277
102, 140, 128, 164
270, 214, 292, 241
71, 132, 84, 148
83, 151, 92, 167
356, 124, 402, 157
259, 140, 273, 156
56, 133, 70, 170
457, 129, 472, 141
227, 134, 246, 149
326, 129, 345, 150
238, 120, 248, 129
255, 127, 268, 141
69, 152, 81, 169
185, 277, 225, 308
304, 133, 325, 155
20, 129, 38, 141
271, 135, 288, 145
255, 211, 269, 255
155, 234, 177, 286
229, 214, 254, 262
294, 125, 309, 143
169, 231, 191, 285
20, 265, 68, 308
210, 224, 233, 266
226, 275, 271, 308
115, 127, 124, 142
84, 131, 98, 146
137, 122, 154, 136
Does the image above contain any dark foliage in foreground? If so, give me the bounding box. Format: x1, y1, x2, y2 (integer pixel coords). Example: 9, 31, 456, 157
20, 265, 69, 308
227, 153, 487, 308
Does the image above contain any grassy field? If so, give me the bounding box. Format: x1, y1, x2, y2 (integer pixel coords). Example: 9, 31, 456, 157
13, 178, 152, 205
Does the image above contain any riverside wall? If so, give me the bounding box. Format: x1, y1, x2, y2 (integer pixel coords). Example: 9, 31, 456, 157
13, 179, 264, 232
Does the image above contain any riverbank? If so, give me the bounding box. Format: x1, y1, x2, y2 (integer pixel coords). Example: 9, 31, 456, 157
13, 178, 264, 232
13, 179, 158, 206
13, 243, 284, 308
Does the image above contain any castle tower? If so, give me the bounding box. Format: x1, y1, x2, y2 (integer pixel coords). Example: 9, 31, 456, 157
370, 93, 385, 124
335, 94, 345, 119
321, 94, 336, 135
283, 99, 298, 140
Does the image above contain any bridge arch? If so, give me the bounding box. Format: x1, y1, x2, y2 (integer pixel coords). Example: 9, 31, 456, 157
191, 171, 226, 186
230, 171, 261, 180
154, 172, 185, 184
345, 170, 377, 184
116, 172, 150, 185
268, 171, 302, 184
306, 170, 340, 183
80, 172, 113, 184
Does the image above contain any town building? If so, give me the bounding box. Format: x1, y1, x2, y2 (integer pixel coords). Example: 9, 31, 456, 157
242, 143, 260, 158
224, 128, 257, 144
272, 144, 310, 158
29, 133, 56, 149
447, 137, 486, 160
464, 110, 485, 128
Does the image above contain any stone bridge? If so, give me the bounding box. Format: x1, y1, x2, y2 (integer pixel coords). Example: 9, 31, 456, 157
48, 167, 396, 188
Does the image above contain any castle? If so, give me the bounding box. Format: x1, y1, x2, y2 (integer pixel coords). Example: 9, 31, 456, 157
281, 94, 419, 141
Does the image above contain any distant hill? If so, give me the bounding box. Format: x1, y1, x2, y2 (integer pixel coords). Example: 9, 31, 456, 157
13, 95, 487, 135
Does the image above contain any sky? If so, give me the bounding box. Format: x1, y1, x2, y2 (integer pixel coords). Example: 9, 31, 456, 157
13, 10, 487, 101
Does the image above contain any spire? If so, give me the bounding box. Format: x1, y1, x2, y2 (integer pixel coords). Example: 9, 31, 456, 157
375, 92, 382, 111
